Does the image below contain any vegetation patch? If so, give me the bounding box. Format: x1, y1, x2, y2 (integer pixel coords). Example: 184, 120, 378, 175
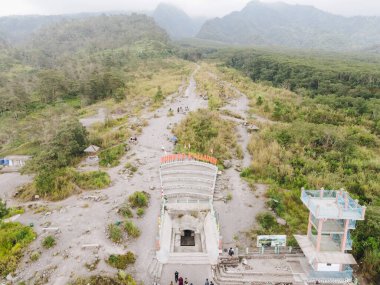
99, 144, 125, 167
107, 252, 136, 269
128, 191, 149, 208
123, 220, 141, 238
69, 274, 137, 285
173, 109, 239, 162
74, 171, 111, 190
107, 224, 123, 244
42, 235, 56, 249
0, 222, 36, 276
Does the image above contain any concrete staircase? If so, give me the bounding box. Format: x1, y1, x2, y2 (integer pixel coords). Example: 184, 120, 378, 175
167, 253, 211, 264
212, 264, 302, 285
147, 257, 163, 283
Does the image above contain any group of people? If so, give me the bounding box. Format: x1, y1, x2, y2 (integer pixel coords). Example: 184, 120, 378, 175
171, 271, 214, 285
177, 106, 189, 113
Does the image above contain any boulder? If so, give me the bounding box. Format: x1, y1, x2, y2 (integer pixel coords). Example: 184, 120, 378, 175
223, 160, 232, 169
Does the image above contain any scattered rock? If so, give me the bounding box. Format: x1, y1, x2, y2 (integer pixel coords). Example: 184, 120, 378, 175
223, 160, 232, 169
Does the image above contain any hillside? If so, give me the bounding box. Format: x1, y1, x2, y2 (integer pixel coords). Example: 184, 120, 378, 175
197, 0, 380, 51
0, 15, 67, 43
26, 14, 168, 61
152, 3, 205, 39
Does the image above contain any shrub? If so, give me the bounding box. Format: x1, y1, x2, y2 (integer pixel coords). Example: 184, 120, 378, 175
108, 224, 123, 243
30, 251, 40, 262
118, 204, 133, 218
75, 171, 111, 189
123, 220, 140, 238
136, 208, 145, 217
42, 235, 56, 249
226, 192, 233, 202
0, 199, 9, 219
107, 252, 136, 269
99, 144, 125, 167
124, 162, 137, 173
128, 191, 149, 208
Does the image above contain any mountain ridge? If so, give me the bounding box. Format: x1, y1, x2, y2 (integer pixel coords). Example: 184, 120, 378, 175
197, 0, 380, 51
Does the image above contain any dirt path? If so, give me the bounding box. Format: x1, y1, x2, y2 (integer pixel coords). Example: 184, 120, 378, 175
213, 73, 268, 249
79, 107, 107, 128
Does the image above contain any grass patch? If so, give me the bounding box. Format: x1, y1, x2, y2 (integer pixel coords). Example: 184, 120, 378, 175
128, 191, 149, 208
75, 171, 111, 190
174, 109, 239, 162
136, 208, 145, 217
226, 192, 233, 202
99, 144, 125, 167
124, 162, 138, 173
108, 224, 123, 243
0, 222, 36, 276
42, 235, 56, 249
118, 203, 133, 218
69, 274, 137, 285
123, 220, 141, 238
107, 252, 136, 269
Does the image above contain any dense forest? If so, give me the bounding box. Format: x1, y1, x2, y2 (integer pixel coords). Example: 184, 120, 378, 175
216, 48, 380, 283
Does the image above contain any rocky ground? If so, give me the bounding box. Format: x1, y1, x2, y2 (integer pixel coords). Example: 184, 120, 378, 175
0, 65, 271, 284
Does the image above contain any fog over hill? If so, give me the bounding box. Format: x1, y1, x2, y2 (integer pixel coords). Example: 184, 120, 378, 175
152, 3, 206, 39
197, 0, 380, 51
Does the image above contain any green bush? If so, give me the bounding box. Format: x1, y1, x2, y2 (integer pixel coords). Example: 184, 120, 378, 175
0, 222, 36, 276
75, 171, 111, 189
128, 191, 149, 208
99, 144, 125, 167
107, 252, 136, 269
123, 220, 140, 238
0, 199, 9, 219
108, 224, 123, 243
136, 208, 145, 217
42, 235, 56, 249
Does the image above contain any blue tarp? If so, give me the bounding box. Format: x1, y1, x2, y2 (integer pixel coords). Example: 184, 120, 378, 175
0, 159, 9, 165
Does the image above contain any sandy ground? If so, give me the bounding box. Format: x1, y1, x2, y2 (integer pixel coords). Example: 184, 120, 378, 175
79, 108, 107, 128
0, 173, 33, 203
2, 65, 272, 284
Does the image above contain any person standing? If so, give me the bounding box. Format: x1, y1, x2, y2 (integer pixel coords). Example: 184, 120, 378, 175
184, 277, 189, 285
175, 271, 179, 283
178, 276, 184, 285
205, 278, 210, 285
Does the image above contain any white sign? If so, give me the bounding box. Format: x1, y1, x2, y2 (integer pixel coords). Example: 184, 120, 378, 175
257, 235, 286, 247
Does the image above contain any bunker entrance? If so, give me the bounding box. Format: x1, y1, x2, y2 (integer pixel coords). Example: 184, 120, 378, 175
181, 230, 195, 246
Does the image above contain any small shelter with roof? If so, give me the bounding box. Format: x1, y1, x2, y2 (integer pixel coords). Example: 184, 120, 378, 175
84, 145, 100, 164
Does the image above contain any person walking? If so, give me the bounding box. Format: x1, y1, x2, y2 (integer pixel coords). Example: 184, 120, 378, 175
178, 276, 184, 285
205, 278, 210, 285
175, 271, 179, 283
210, 281, 214, 285
184, 278, 189, 285
170, 282, 174, 285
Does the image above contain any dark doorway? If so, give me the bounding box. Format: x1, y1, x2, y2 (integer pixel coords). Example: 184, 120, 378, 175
181, 230, 195, 246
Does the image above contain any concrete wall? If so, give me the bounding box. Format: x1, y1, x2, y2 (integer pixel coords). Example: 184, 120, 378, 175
157, 212, 172, 263
204, 212, 219, 264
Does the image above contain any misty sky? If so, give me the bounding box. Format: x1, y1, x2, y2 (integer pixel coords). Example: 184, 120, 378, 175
1, 0, 380, 18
